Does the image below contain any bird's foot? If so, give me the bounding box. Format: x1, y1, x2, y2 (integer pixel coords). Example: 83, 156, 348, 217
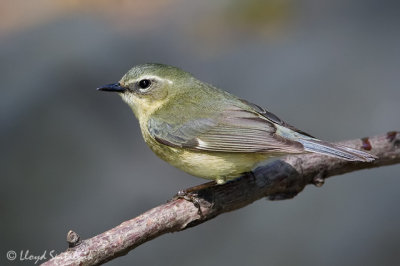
170, 181, 217, 216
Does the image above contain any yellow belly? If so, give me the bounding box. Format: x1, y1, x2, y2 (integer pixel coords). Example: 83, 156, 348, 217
174, 149, 270, 183
142, 129, 270, 183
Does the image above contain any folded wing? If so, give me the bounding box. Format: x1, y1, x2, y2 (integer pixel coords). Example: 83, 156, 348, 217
147, 103, 305, 154
147, 99, 376, 162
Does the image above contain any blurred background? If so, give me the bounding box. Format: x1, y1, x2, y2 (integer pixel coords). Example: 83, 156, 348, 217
1, 0, 400, 265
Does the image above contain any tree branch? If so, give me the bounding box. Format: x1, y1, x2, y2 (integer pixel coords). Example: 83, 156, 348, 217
42, 131, 400, 266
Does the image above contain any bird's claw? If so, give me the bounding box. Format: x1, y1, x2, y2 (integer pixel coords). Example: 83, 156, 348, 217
172, 190, 203, 216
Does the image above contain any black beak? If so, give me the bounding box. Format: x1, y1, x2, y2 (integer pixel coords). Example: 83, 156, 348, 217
97, 83, 126, 92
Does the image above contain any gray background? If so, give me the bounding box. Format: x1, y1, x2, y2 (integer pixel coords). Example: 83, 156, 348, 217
1, 0, 400, 265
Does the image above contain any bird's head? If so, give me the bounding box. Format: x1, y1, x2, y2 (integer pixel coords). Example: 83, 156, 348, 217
98, 63, 193, 119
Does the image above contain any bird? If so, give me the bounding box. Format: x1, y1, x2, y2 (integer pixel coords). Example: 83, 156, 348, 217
98, 63, 376, 185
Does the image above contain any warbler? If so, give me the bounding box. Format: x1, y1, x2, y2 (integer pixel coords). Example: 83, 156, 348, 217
98, 63, 375, 184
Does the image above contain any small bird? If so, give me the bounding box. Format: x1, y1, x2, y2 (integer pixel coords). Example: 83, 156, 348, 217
98, 63, 376, 184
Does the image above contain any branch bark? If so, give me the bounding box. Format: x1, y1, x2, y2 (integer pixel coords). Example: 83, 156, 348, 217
43, 131, 400, 266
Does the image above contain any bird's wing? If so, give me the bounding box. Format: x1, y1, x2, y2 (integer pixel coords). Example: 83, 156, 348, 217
147, 100, 305, 154
148, 98, 376, 161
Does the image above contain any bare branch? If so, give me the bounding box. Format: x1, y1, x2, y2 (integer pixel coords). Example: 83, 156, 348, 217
42, 131, 400, 266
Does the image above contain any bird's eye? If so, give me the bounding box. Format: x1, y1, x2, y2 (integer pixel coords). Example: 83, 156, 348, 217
138, 79, 151, 90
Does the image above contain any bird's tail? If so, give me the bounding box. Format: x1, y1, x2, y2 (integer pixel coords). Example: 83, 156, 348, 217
296, 138, 376, 162
275, 125, 377, 162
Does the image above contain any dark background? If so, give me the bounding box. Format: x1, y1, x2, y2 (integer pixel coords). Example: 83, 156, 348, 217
1, 0, 400, 265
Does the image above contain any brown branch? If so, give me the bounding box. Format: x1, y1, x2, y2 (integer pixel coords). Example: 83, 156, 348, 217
42, 131, 400, 266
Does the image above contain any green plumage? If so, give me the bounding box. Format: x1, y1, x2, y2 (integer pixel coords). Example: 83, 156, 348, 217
98, 63, 376, 184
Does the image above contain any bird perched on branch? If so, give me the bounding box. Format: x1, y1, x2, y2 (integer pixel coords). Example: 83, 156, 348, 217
98, 63, 376, 184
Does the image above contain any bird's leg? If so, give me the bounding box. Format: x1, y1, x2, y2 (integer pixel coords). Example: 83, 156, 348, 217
177, 181, 218, 195
171, 181, 217, 216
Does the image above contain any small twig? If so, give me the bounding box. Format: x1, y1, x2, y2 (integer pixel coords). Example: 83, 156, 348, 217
42, 131, 400, 266
66, 230, 81, 248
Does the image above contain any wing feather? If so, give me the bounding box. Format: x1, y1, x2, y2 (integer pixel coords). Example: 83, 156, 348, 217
147, 98, 376, 162
147, 104, 304, 154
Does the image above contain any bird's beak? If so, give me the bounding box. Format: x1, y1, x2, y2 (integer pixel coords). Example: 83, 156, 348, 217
97, 83, 126, 92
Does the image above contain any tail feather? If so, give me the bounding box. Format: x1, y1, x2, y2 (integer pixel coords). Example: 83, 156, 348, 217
297, 138, 377, 162
275, 125, 377, 162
